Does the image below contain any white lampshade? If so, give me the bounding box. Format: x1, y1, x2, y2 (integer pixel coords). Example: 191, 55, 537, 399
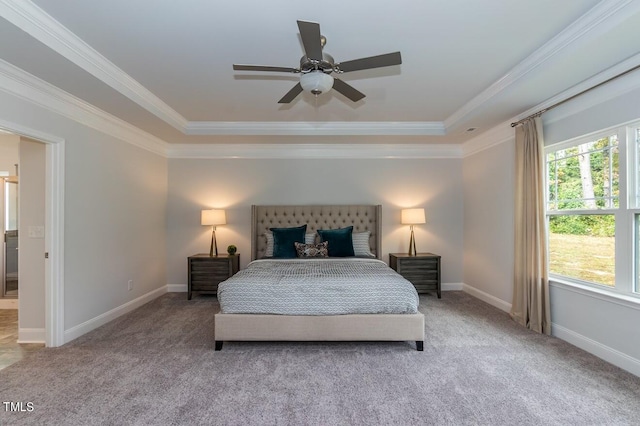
300, 71, 334, 95
401, 208, 426, 225
201, 209, 226, 226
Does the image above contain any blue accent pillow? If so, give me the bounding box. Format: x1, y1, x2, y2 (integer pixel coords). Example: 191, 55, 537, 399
270, 225, 307, 258
317, 226, 355, 257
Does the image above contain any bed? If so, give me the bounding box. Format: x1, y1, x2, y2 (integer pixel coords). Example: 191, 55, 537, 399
213, 205, 425, 351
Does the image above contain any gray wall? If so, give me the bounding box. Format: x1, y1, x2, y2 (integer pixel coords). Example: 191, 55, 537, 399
167, 158, 464, 286
63, 124, 168, 329
0, 89, 168, 337
0, 132, 19, 172
463, 139, 515, 307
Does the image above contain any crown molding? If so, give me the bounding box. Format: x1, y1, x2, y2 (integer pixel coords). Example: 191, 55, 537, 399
185, 121, 446, 136
525, 52, 640, 126
461, 121, 514, 158
0, 117, 65, 145
444, 0, 640, 130
0, 59, 169, 156
0, 0, 188, 131
167, 143, 462, 159
461, 50, 640, 158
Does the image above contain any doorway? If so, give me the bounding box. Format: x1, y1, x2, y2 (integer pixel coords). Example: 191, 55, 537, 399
1, 172, 19, 299
0, 131, 19, 304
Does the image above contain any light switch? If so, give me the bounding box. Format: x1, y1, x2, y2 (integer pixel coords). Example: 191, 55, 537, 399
28, 225, 45, 239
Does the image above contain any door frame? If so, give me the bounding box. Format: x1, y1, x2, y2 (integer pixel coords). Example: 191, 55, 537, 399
0, 118, 64, 347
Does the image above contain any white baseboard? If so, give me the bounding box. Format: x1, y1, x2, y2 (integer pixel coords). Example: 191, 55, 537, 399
64, 286, 167, 344
0, 298, 18, 309
18, 328, 45, 344
552, 323, 640, 377
167, 284, 187, 292
462, 283, 512, 313
442, 282, 464, 291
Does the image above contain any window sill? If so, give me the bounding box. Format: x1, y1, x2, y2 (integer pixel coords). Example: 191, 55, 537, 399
549, 278, 640, 311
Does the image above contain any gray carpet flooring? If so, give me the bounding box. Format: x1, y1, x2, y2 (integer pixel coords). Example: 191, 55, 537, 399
0, 291, 639, 425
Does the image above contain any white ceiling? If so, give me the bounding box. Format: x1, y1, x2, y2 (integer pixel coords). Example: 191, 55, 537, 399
1, 0, 639, 145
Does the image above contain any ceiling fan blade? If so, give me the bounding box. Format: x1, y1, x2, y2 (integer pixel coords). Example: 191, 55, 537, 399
278, 83, 303, 103
336, 51, 402, 73
297, 20, 323, 61
332, 78, 365, 102
233, 64, 300, 73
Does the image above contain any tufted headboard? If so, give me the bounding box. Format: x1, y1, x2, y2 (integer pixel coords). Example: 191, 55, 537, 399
251, 205, 382, 261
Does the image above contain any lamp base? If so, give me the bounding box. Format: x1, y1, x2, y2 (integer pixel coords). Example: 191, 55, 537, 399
209, 227, 218, 257
408, 227, 417, 256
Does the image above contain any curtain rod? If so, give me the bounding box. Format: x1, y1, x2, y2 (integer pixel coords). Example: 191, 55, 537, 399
510, 62, 640, 127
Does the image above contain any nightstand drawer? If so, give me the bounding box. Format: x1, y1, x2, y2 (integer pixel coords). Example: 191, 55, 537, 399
402, 275, 439, 286
190, 273, 227, 293
190, 262, 231, 274
397, 258, 438, 272
191, 282, 221, 292
398, 269, 439, 280
413, 283, 439, 293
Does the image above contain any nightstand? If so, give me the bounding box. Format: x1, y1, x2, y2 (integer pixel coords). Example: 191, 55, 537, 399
187, 254, 239, 300
389, 253, 441, 298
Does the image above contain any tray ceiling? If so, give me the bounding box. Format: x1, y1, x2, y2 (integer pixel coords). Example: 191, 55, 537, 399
1, 0, 639, 145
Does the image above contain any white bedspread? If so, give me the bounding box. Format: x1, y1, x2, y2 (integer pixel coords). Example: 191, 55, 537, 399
217, 258, 419, 315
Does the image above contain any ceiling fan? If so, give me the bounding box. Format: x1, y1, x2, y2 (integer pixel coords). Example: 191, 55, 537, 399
232, 20, 402, 103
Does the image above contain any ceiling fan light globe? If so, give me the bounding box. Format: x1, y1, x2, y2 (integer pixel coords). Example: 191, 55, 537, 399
300, 71, 334, 95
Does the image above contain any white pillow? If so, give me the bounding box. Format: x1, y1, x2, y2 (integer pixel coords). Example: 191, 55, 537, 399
265, 232, 274, 257
264, 232, 315, 257
352, 231, 375, 257
305, 232, 316, 245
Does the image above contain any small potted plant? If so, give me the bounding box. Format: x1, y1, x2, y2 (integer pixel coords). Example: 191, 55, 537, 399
227, 244, 237, 255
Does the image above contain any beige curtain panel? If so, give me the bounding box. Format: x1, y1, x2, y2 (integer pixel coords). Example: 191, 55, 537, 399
511, 117, 551, 335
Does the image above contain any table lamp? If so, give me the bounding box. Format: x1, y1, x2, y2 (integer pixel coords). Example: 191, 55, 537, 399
401, 208, 426, 256
201, 209, 226, 256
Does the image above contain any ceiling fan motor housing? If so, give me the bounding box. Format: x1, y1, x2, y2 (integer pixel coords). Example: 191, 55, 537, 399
300, 53, 336, 74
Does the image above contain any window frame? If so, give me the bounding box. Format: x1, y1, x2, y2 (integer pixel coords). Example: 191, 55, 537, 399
545, 121, 639, 299
632, 126, 640, 293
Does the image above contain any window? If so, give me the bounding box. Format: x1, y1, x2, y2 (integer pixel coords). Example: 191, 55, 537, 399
546, 122, 639, 298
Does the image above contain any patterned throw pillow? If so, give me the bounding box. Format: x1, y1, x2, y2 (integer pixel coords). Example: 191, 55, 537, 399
294, 241, 329, 258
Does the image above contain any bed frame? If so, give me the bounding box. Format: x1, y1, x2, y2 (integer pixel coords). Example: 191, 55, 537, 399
214, 205, 425, 351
